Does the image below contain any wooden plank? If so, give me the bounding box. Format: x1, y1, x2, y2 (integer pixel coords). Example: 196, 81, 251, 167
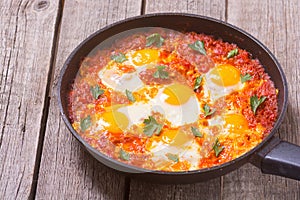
0, 0, 60, 199
223, 0, 300, 199
35, 0, 142, 199
129, 178, 220, 200
145, 0, 226, 20
129, 1, 225, 199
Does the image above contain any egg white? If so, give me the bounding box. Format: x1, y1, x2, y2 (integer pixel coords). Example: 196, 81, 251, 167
98, 64, 147, 93
117, 102, 152, 128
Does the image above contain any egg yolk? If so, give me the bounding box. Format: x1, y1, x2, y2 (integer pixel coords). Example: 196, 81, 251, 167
101, 110, 129, 133
164, 129, 191, 147
131, 49, 159, 66
224, 113, 248, 132
210, 64, 241, 86
146, 129, 191, 150
161, 129, 187, 145
163, 83, 194, 105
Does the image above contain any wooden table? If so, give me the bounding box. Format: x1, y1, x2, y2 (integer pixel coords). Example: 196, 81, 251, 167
1, 0, 299, 199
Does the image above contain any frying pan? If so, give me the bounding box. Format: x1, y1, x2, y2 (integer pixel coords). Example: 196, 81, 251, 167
58, 13, 300, 183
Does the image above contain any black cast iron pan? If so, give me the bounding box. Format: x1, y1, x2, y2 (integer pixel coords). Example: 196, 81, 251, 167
58, 13, 300, 183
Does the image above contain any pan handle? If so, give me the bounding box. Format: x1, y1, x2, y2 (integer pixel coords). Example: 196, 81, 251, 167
250, 137, 300, 180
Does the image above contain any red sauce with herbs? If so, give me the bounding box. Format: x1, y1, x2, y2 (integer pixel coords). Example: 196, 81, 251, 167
68, 28, 278, 171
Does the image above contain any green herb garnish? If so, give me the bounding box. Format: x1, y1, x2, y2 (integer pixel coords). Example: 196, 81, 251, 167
188, 40, 206, 55
111, 53, 127, 63
80, 116, 91, 132
240, 73, 252, 83
146, 33, 164, 47
90, 85, 104, 99
250, 95, 267, 115
143, 116, 163, 137
203, 104, 216, 117
213, 138, 224, 157
194, 75, 203, 90
191, 126, 203, 137
227, 48, 238, 59
153, 65, 169, 79
125, 89, 136, 103
119, 149, 130, 161
166, 153, 179, 162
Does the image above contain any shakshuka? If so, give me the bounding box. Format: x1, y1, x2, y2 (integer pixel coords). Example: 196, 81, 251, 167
68, 28, 278, 171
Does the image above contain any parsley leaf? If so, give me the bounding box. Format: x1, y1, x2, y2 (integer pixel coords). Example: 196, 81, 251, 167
191, 126, 203, 137
203, 104, 216, 117
125, 89, 136, 103
153, 65, 169, 79
188, 40, 206, 55
111, 53, 127, 63
143, 116, 163, 137
194, 75, 203, 90
227, 48, 238, 59
119, 148, 130, 161
90, 85, 104, 99
80, 116, 91, 132
146, 33, 165, 47
240, 73, 252, 83
250, 95, 267, 115
166, 153, 179, 162
213, 138, 224, 157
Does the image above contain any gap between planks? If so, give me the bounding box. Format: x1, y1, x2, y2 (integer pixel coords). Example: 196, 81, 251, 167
28, 0, 65, 199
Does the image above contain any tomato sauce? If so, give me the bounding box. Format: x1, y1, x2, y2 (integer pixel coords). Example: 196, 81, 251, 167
68, 28, 278, 171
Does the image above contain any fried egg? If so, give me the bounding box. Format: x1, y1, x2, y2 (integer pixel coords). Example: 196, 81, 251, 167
146, 129, 201, 170
99, 66, 145, 92
128, 49, 160, 67
152, 83, 201, 127
208, 113, 249, 135
204, 64, 243, 100
98, 49, 161, 92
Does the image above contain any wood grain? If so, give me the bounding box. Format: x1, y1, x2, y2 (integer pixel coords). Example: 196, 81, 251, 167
223, 0, 300, 199
145, 0, 226, 21
0, 0, 293, 199
0, 0, 60, 199
129, 1, 225, 200
35, 0, 142, 199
